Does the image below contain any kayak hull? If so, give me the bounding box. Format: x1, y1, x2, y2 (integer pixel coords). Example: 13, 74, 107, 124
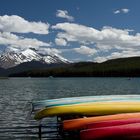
80, 123, 140, 140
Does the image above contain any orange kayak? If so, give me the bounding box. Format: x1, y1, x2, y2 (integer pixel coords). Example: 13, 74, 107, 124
63, 112, 140, 131
80, 123, 140, 140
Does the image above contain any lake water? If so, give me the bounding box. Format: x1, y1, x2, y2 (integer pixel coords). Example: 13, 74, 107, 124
0, 77, 140, 139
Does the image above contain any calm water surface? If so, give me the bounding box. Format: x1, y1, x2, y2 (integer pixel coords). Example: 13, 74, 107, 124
0, 77, 140, 139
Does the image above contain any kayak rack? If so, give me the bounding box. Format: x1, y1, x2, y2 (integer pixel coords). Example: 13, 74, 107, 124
0, 124, 62, 140
30, 114, 62, 139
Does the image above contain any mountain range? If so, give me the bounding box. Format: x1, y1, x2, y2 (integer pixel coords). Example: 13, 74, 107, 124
0, 48, 69, 69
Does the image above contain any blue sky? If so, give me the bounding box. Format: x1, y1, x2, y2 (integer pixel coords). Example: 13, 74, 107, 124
0, 0, 140, 62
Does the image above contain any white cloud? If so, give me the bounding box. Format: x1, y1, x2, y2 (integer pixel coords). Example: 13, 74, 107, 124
56, 10, 74, 21
0, 15, 49, 34
114, 10, 120, 14
55, 38, 67, 46
113, 8, 130, 14
0, 32, 50, 50
74, 45, 97, 56
122, 8, 130, 13
52, 22, 101, 44
53, 22, 140, 61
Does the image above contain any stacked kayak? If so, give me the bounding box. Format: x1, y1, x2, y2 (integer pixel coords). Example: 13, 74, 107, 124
33, 95, 140, 139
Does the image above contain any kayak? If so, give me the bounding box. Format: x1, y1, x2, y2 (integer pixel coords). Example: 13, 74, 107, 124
84, 118, 140, 130
34, 101, 140, 120
32, 95, 140, 110
80, 123, 140, 140
63, 112, 140, 131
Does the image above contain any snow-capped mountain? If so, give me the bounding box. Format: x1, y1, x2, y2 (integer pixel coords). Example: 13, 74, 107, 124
0, 48, 69, 69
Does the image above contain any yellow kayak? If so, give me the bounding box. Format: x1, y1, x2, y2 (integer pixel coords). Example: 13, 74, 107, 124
34, 101, 140, 120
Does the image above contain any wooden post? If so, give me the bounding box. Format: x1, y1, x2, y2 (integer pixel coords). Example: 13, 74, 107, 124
38, 124, 42, 140
31, 102, 34, 112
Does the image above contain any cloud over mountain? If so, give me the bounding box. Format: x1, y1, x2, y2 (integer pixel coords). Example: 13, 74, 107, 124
0, 32, 50, 51
74, 46, 97, 56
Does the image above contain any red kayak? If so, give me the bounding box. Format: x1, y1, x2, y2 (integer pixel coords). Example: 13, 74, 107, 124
80, 123, 140, 140
63, 112, 140, 131
84, 118, 140, 130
